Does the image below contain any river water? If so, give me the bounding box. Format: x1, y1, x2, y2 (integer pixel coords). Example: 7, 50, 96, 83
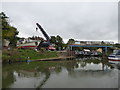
2, 57, 119, 88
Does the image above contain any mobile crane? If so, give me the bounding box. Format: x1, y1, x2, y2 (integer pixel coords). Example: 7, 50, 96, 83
36, 23, 55, 50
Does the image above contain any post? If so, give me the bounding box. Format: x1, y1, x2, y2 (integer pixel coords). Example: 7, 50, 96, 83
68, 46, 70, 57
70, 46, 73, 59
105, 47, 107, 55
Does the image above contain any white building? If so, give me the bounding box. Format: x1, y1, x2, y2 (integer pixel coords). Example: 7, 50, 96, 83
74, 41, 114, 45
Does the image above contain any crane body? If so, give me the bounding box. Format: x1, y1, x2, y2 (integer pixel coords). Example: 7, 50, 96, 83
36, 23, 55, 50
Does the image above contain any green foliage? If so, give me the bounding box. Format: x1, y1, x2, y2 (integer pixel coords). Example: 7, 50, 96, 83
50, 36, 56, 44
67, 38, 75, 45
2, 49, 58, 63
101, 41, 105, 45
2, 71, 15, 88
50, 35, 64, 50
113, 43, 120, 48
56, 35, 64, 50
1, 12, 19, 47
56, 35, 63, 43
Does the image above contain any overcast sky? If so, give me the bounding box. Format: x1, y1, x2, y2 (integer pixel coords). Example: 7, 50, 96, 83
2, 2, 118, 43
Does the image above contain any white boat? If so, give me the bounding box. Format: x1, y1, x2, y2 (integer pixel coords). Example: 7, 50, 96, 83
108, 49, 120, 64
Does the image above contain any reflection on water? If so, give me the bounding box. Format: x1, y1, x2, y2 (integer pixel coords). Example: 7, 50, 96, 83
2, 57, 119, 88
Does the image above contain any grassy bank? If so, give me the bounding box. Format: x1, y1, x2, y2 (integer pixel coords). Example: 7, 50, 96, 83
2, 49, 58, 63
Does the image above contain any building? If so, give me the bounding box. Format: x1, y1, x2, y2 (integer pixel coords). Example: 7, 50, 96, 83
74, 41, 114, 45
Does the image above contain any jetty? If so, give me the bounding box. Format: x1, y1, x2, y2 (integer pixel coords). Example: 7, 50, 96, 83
31, 56, 75, 62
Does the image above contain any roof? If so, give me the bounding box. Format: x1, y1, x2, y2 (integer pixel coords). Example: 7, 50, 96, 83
69, 45, 113, 48
17, 42, 37, 46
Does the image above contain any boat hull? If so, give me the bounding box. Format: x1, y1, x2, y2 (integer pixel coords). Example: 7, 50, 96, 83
108, 57, 120, 61
108, 60, 120, 64
108, 56, 120, 64
108, 49, 120, 64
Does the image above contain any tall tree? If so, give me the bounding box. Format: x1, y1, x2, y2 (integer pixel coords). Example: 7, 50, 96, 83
56, 35, 63, 43
56, 35, 64, 50
50, 35, 64, 50
101, 41, 105, 45
1, 12, 19, 47
50, 36, 56, 44
67, 38, 75, 45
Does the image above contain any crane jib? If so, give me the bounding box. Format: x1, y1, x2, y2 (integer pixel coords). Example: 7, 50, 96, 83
36, 23, 50, 41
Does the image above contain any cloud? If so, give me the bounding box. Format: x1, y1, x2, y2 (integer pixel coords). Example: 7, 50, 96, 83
2, 2, 118, 43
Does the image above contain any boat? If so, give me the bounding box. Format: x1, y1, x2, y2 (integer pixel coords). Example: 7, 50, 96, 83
108, 49, 120, 64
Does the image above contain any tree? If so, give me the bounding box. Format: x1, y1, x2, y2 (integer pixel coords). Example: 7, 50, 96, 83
50, 36, 56, 44
67, 39, 75, 45
114, 43, 120, 48
56, 35, 64, 50
0, 12, 19, 47
101, 41, 105, 45
56, 35, 63, 43
50, 35, 64, 50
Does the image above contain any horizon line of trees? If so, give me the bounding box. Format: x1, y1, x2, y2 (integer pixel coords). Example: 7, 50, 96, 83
1, 12, 120, 49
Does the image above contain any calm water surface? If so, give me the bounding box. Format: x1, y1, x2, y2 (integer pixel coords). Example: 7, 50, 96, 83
2, 57, 119, 88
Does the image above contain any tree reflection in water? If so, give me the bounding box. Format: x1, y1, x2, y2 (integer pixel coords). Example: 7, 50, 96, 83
2, 57, 119, 88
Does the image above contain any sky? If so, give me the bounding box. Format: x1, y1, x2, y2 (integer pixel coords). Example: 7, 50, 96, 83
2, 1, 118, 43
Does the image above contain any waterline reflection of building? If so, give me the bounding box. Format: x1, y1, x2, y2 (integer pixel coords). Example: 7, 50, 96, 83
2, 58, 119, 88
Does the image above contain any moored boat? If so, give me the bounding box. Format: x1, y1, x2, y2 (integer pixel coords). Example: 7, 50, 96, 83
108, 49, 120, 64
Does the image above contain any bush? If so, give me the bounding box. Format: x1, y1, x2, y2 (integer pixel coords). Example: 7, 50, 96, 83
2, 55, 11, 63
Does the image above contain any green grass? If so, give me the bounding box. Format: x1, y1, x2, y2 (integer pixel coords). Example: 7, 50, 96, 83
2, 49, 58, 63
18, 49, 58, 60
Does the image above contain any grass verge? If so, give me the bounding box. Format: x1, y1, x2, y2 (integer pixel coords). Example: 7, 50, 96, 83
2, 49, 58, 63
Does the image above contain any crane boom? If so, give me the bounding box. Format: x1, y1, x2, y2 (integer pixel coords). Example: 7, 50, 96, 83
36, 23, 50, 41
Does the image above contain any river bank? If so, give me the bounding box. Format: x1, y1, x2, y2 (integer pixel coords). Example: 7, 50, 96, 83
31, 56, 75, 62
2, 49, 59, 63
2, 49, 109, 64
